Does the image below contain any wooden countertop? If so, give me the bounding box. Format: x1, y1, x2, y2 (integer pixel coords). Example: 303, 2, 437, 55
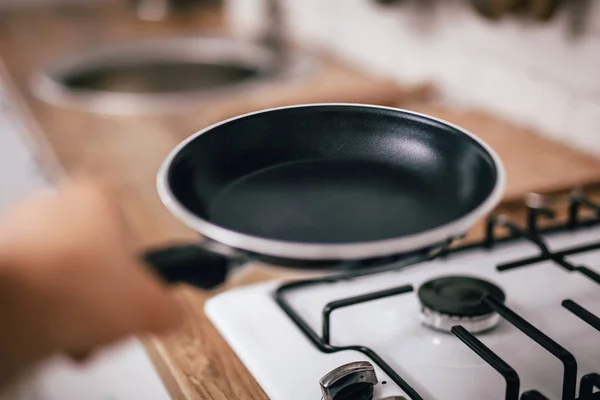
3, 2, 600, 399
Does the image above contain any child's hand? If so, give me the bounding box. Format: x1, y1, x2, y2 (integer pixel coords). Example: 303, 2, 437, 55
0, 178, 184, 385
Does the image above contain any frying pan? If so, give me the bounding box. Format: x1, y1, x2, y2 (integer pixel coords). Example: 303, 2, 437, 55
143, 104, 505, 288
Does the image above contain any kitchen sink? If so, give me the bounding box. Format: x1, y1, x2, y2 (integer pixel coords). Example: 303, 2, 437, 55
32, 36, 317, 115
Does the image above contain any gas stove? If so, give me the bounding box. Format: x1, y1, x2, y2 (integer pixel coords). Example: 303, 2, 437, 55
205, 191, 600, 400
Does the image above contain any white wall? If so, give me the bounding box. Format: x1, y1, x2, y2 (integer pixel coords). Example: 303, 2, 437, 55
227, 0, 600, 156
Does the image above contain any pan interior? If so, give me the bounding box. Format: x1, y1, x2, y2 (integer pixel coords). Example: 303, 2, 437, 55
167, 105, 498, 245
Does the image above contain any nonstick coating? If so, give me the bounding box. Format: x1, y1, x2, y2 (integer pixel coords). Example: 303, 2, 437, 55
165, 105, 498, 248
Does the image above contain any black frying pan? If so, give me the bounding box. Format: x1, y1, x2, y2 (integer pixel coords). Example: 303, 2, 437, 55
143, 104, 505, 288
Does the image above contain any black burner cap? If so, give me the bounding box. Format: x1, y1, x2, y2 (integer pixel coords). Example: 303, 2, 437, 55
418, 276, 505, 317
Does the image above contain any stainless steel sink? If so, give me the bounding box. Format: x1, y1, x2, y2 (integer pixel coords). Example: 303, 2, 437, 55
32, 36, 317, 115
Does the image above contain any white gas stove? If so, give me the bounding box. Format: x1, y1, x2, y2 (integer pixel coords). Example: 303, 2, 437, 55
205, 193, 600, 400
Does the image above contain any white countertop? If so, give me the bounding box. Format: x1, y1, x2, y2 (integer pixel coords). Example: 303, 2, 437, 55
0, 83, 172, 400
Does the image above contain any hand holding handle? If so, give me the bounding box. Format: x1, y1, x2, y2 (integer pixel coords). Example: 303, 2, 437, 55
143, 244, 232, 289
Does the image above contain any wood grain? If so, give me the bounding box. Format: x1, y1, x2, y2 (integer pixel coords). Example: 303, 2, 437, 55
1, 2, 600, 400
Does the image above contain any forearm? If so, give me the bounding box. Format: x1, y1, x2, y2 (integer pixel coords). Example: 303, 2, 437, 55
0, 180, 183, 390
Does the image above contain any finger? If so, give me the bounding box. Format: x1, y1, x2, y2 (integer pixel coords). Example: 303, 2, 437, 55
51, 255, 185, 355
110, 257, 186, 336
133, 272, 186, 335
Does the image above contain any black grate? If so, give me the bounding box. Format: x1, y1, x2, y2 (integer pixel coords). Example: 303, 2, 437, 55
562, 300, 600, 332
322, 285, 414, 344
485, 296, 578, 400
273, 191, 600, 399
521, 391, 550, 400
274, 254, 432, 400
580, 373, 600, 400
451, 325, 520, 400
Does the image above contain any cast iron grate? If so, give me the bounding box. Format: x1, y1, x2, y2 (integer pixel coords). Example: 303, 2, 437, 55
273, 191, 600, 400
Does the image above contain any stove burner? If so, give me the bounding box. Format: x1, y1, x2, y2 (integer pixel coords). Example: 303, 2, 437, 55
417, 275, 506, 333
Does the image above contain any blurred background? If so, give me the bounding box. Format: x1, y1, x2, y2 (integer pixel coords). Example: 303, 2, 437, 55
230, 0, 598, 154
0, 0, 598, 399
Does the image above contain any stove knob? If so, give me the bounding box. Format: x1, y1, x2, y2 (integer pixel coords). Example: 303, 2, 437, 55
319, 361, 378, 400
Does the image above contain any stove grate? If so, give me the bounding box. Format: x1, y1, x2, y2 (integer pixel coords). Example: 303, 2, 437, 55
451, 325, 520, 400
562, 300, 600, 332
521, 391, 551, 399
580, 373, 600, 400
321, 285, 414, 345
484, 295, 578, 400
274, 256, 429, 400
273, 191, 600, 400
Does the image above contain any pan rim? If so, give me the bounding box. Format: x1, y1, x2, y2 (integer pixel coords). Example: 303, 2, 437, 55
157, 103, 506, 261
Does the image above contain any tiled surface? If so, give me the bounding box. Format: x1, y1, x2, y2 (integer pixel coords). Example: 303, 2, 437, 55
227, 0, 600, 156
0, 85, 171, 400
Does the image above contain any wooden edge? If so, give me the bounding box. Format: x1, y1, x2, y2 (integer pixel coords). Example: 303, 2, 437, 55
143, 338, 189, 400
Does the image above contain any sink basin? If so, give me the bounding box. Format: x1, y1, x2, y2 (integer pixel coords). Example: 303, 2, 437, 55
32, 36, 317, 115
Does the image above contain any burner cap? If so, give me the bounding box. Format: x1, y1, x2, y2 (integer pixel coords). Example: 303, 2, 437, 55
418, 276, 506, 333
418, 276, 505, 317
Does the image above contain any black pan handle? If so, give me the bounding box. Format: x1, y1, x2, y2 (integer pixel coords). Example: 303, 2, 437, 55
142, 244, 232, 289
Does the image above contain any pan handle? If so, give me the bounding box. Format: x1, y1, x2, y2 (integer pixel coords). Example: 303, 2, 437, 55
142, 244, 233, 289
